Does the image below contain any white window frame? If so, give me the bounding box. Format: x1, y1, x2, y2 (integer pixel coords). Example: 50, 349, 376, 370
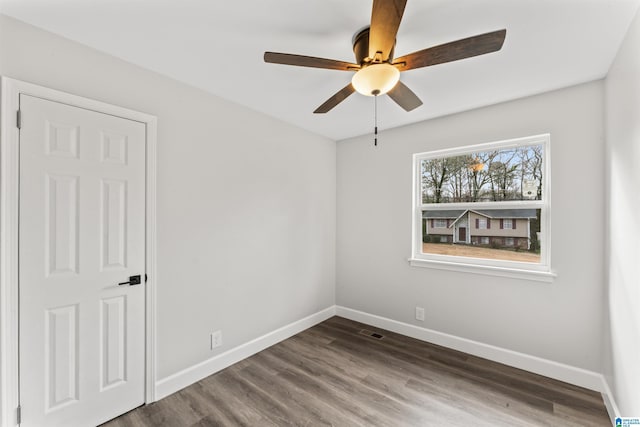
477, 218, 488, 229
410, 134, 555, 282
503, 219, 513, 230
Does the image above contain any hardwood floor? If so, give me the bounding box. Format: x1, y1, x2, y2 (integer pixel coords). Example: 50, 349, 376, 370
103, 317, 610, 427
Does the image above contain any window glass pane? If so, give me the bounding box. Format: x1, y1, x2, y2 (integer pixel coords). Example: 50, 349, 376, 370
421, 208, 541, 263
421, 144, 544, 204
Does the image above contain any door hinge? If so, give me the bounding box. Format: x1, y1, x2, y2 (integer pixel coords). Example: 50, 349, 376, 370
16, 110, 21, 129
145, 274, 148, 283
16, 405, 21, 424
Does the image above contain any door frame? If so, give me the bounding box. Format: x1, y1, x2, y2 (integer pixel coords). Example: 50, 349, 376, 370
0, 77, 158, 426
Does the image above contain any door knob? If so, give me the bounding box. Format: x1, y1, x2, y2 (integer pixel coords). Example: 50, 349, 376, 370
118, 275, 141, 286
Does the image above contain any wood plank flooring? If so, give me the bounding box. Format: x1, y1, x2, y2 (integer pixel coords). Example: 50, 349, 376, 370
103, 316, 610, 427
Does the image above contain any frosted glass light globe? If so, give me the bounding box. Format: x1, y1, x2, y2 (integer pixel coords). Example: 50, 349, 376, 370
351, 63, 400, 96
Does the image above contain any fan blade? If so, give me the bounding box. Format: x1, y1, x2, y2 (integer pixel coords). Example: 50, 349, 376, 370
264, 52, 359, 71
393, 29, 507, 71
314, 83, 355, 114
387, 81, 422, 111
369, 0, 407, 61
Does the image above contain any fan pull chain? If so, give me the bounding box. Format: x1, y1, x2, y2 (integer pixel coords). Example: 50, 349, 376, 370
374, 94, 378, 147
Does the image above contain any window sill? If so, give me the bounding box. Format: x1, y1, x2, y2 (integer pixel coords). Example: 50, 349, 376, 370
408, 258, 556, 283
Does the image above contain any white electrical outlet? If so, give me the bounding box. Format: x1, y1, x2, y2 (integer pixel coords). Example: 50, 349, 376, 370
415, 307, 425, 321
210, 330, 222, 350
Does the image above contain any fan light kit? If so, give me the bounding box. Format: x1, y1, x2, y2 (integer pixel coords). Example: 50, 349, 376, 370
264, 0, 506, 144
351, 63, 400, 96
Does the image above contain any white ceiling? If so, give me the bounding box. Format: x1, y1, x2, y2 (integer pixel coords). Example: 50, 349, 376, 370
1, 0, 638, 140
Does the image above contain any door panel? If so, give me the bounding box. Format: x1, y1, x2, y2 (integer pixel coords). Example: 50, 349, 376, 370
45, 304, 79, 412
19, 94, 146, 427
45, 174, 79, 275
101, 179, 128, 270
100, 295, 127, 390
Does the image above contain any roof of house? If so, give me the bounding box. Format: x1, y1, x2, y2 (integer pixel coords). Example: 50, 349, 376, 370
473, 209, 537, 219
422, 210, 464, 219
422, 208, 537, 219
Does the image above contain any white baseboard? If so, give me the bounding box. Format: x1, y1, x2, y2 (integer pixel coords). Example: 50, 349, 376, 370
335, 306, 605, 392
600, 377, 620, 425
155, 306, 336, 400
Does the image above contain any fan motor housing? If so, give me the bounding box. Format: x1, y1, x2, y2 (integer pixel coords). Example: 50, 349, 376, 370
353, 27, 395, 65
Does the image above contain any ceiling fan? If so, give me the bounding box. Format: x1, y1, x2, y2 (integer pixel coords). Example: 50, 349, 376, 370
264, 0, 506, 114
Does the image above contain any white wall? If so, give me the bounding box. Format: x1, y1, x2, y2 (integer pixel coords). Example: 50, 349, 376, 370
337, 81, 605, 372
605, 7, 640, 416
0, 15, 336, 381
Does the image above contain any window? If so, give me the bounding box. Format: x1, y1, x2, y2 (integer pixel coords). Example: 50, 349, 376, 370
412, 134, 552, 281
434, 219, 447, 228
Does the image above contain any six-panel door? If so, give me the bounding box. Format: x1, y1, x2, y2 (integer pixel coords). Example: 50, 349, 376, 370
19, 95, 146, 427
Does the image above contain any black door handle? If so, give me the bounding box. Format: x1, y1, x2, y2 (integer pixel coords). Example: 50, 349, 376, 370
118, 275, 141, 286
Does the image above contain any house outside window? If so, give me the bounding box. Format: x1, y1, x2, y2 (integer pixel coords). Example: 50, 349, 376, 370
411, 134, 552, 281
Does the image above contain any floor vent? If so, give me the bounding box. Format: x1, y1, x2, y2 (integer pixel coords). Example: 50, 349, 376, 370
359, 329, 385, 340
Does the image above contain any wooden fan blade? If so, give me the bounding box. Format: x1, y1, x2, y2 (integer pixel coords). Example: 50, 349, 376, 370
314, 83, 356, 114
369, 0, 407, 61
387, 81, 423, 111
393, 29, 507, 71
264, 52, 359, 71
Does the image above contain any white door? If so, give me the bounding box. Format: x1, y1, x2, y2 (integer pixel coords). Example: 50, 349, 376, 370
19, 94, 146, 427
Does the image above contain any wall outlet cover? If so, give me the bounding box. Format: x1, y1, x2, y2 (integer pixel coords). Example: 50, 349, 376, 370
210, 330, 223, 350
